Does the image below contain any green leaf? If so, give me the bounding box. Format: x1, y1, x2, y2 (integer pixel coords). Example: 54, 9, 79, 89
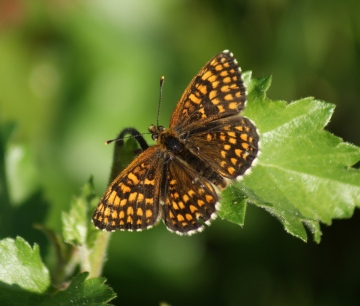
44, 272, 116, 306
218, 185, 247, 225
62, 177, 99, 246
0, 237, 50, 301
61, 178, 110, 278
222, 72, 360, 242
0, 237, 115, 305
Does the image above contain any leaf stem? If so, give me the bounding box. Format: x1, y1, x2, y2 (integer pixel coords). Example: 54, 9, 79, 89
88, 231, 110, 278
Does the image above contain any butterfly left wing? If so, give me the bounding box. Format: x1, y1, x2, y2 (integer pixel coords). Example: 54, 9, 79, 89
92, 146, 164, 232
169, 50, 246, 130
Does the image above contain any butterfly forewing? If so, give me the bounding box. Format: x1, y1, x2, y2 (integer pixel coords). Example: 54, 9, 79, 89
170, 50, 246, 130
93, 146, 163, 231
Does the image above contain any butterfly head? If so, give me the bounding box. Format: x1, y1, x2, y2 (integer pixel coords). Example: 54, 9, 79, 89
149, 124, 165, 141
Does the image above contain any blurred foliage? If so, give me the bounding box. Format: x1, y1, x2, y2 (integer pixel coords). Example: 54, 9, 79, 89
0, 0, 359, 305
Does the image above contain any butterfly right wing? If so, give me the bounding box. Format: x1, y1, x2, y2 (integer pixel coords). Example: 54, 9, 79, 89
169, 50, 246, 131
185, 115, 259, 181
92, 145, 164, 232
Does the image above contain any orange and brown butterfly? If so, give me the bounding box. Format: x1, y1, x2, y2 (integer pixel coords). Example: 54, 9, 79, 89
92, 50, 259, 235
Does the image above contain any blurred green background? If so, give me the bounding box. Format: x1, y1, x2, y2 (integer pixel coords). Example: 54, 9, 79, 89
1, 0, 359, 305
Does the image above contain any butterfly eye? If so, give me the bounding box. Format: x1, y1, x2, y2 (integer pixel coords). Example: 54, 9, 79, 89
149, 125, 165, 141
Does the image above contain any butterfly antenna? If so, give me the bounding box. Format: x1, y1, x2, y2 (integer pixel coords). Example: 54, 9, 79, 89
157, 76, 165, 128
105, 133, 151, 145
105, 78, 164, 146
105, 128, 149, 151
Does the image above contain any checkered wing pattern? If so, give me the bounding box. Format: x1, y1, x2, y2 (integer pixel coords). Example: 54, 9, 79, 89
92, 146, 163, 231
170, 50, 246, 130
161, 157, 219, 234
185, 115, 259, 180
93, 50, 259, 235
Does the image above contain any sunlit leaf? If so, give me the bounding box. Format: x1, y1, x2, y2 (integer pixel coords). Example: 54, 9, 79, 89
0, 237, 50, 305
221, 72, 360, 242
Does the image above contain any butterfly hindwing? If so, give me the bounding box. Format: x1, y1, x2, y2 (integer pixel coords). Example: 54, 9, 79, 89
185, 115, 259, 180
161, 157, 219, 235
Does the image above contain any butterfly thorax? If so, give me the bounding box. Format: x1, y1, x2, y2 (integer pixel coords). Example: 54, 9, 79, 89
149, 124, 185, 155
148, 124, 227, 189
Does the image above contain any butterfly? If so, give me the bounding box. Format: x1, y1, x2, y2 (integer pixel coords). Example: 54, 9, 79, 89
92, 50, 259, 235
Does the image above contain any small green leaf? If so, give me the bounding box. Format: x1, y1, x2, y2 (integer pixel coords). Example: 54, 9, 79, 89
61, 178, 110, 278
62, 199, 88, 246
218, 185, 247, 225
0, 237, 50, 293
62, 178, 99, 246
44, 272, 116, 306
223, 71, 360, 242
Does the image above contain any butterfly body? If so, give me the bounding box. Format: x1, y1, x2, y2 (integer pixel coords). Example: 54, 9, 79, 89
93, 50, 259, 235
